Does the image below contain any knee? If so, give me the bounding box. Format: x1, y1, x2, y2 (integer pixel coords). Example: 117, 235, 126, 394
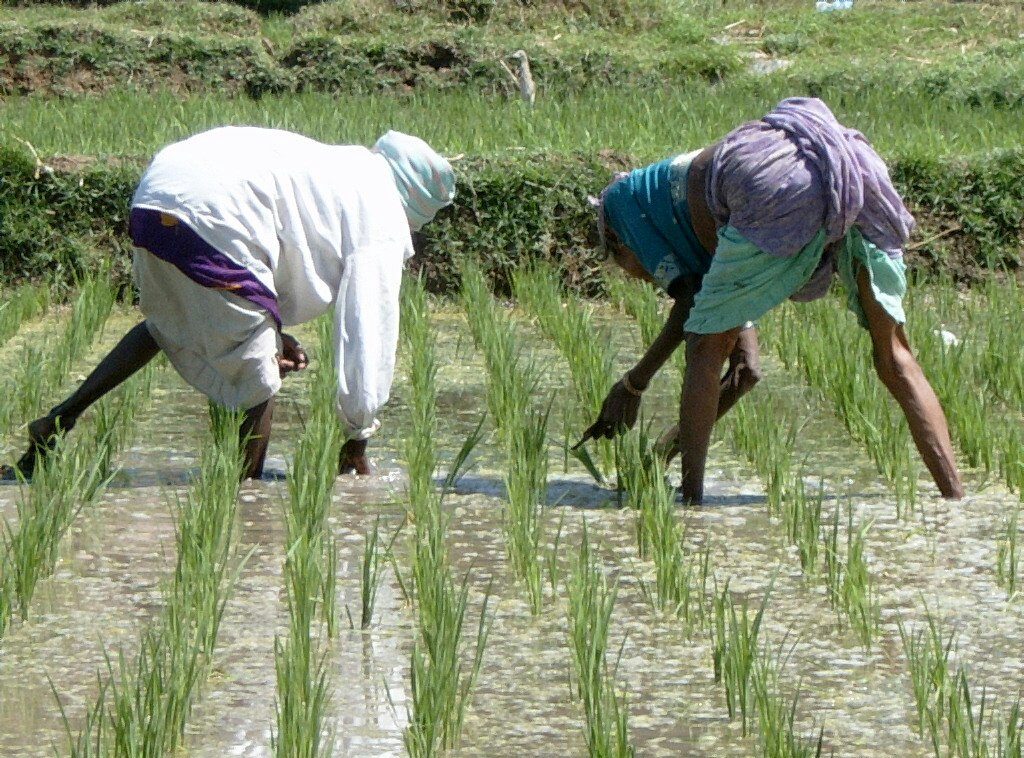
873, 346, 918, 390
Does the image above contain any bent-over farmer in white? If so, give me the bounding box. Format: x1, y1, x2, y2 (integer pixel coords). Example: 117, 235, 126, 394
2, 126, 455, 480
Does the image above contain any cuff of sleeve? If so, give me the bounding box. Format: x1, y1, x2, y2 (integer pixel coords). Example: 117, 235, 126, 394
341, 417, 381, 442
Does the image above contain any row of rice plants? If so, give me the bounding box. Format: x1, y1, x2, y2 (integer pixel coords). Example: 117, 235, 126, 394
0, 353, 156, 640
0, 282, 50, 348
514, 264, 617, 477
566, 525, 635, 757
272, 316, 343, 756
615, 429, 706, 629
0, 274, 116, 438
759, 300, 920, 514
712, 580, 825, 754
460, 262, 550, 613
65, 408, 246, 755
899, 610, 1023, 756
725, 396, 880, 649
400, 277, 491, 756
996, 506, 1021, 598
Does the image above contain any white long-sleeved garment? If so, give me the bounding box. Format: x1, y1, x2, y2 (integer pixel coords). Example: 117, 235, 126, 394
132, 126, 413, 439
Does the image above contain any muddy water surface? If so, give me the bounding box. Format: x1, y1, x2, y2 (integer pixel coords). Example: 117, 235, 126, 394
0, 304, 1021, 756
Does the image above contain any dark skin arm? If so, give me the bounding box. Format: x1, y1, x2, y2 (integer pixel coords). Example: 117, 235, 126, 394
856, 267, 964, 499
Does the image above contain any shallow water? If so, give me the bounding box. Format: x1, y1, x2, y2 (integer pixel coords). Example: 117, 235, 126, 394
0, 302, 1021, 756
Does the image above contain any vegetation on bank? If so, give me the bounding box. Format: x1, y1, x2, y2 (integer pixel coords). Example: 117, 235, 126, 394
0, 0, 1020, 102
0, 138, 1021, 297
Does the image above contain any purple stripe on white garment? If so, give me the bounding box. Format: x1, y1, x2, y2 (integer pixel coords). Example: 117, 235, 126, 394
129, 207, 281, 327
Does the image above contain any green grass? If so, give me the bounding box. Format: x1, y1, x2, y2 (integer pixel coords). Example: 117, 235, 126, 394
996, 506, 1021, 600
4, 86, 1024, 161
823, 502, 879, 650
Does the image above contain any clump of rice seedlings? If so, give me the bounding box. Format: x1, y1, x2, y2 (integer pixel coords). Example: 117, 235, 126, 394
751, 643, 826, 758
616, 428, 700, 629
898, 610, 956, 743
823, 502, 879, 650
514, 264, 617, 477
460, 261, 550, 613
567, 525, 635, 757
504, 403, 551, 614
996, 506, 1021, 598
66, 408, 246, 754
0, 282, 50, 347
726, 397, 800, 516
360, 516, 401, 629
711, 579, 774, 736
402, 275, 491, 756
781, 475, 824, 577
273, 314, 345, 757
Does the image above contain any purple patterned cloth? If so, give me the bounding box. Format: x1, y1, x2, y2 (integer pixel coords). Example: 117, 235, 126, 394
129, 207, 281, 328
706, 97, 915, 261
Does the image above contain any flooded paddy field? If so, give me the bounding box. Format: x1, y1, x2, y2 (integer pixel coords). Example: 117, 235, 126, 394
0, 278, 1021, 757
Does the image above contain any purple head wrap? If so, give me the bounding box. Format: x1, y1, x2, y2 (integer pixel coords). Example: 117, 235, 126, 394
707, 97, 914, 259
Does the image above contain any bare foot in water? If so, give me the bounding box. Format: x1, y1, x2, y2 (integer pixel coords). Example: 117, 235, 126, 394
0, 414, 72, 481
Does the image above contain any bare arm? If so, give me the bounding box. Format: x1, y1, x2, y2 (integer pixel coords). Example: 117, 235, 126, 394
582, 285, 695, 440
677, 327, 742, 504
857, 267, 964, 499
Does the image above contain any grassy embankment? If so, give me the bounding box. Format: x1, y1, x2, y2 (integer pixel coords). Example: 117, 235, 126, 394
0, 0, 1022, 296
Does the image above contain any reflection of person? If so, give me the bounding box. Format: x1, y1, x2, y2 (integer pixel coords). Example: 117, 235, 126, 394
3, 126, 455, 481
584, 97, 964, 504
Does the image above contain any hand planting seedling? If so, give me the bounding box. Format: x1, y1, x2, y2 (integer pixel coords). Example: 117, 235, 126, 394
2, 127, 455, 484
586, 97, 964, 506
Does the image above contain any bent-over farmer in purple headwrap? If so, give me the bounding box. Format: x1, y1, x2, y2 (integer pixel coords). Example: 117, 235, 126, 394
583, 97, 964, 504
2, 126, 455, 481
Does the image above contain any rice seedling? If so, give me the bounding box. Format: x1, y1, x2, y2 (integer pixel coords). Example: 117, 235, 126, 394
63, 407, 246, 754
996, 506, 1021, 599
615, 428, 700, 629
460, 261, 551, 613
751, 643, 826, 758
711, 579, 774, 736
514, 264, 617, 477
273, 314, 346, 756
402, 274, 492, 756
823, 502, 879, 650
567, 524, 635, 757
360, 516, 401, 629
0, 282, 50, 348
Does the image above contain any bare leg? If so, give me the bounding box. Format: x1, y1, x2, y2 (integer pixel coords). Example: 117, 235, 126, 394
1, 321, 160, 480
656, 327, 762, 462
240, 397, 274, 480
339, 438, 371, 476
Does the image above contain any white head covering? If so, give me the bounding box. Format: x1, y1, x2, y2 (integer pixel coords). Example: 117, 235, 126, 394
371, 131, 456, 231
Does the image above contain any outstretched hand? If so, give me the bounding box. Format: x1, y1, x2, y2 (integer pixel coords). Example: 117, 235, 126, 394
579, 379, 642, 444
278, 333, 308, 377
